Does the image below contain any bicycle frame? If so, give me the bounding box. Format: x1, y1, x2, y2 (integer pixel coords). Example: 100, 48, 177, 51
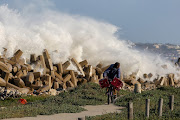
107, 84, 115, 104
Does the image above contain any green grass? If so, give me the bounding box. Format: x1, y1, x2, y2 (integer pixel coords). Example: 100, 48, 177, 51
0, 83, 107, 119
87, 87, 180, 120
2, 83, 179, 120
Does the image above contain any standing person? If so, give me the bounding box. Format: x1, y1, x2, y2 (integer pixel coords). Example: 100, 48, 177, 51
103, 62, 121, 99
175, 58, 180, 67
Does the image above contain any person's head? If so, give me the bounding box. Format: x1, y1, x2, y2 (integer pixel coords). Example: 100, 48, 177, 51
178, 58, 180, 62
114, 62, 120, 68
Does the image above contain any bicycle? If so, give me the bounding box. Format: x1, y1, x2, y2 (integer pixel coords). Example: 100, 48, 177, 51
99, 77, 123, 104
107, 84, 115, 104
99, 77, 123, 105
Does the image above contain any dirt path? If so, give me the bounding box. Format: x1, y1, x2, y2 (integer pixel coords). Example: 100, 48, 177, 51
5, 104, 124, 120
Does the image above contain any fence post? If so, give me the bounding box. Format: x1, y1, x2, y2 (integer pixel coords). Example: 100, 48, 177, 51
145, 99, 150, 118
158, 98, 163, 117
128, 102, 133, 120
77, 117, 85, 120
170, 95, 174, 111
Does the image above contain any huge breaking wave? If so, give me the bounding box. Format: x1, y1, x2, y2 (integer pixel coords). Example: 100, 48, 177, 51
0, 4, 179, 80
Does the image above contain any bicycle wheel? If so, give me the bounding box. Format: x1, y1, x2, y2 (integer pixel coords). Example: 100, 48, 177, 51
110, 90, 114, 103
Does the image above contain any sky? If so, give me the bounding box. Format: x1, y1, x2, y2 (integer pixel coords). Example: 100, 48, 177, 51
0, 0, 180, 44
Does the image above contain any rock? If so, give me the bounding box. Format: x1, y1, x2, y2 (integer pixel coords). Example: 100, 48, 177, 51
134, 83, 141, 93
49, 89, 57, 96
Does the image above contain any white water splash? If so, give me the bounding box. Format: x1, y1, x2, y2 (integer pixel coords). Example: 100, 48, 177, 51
0, 4, 179, 80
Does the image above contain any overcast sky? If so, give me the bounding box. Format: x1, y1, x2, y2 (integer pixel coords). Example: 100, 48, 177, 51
0, 0, 180, 44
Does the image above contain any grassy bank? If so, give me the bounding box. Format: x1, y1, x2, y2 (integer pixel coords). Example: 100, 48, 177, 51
87, 87, 180, 120
0, 83, 108, 119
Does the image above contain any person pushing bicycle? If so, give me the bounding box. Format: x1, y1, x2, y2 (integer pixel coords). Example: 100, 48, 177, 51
103, 62, 121, 99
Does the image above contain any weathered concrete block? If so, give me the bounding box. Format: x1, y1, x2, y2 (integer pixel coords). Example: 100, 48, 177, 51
14, 78, 25, 88
82, 78, 87, 84
18, 58, 25, 66
4, 73, 10, 83
163, 78, 168, 86
62, 61, 71, 70
13, 66, 18, 73
6, 63, 12, 72
63, 82, 67, 90
79, 60, 88, 67
5, 82, 30, 94
90, 75, 99, 83
21, 65, 28, 72
66, 81, 74, 88
50, 70, 56, 79
0, 61, 9, 73
55, 78, 63, 85
45, 75, 52, 88
101, 65, 110, 72
33, 72, 41, 79
0, 58, 6, 63
71, 58, 85, 77
37, 85, 50, 93
143, 74, 148, 79
22, 70, 27, 76
174, 79, 179, 84
43, 49, 54, 71
53, 66, 57, 72
15, 71, 23, 78
84, 65, 93, 80
57, 63, 63, 74
49, 89, 57, 96
35, 80, 43, 87
15, 64, 21, 72
96, 63, 103, 68
92, 68, 96, 75
30, 54, 36, 63
96, 67, 102, 75
0, 77, 6, 86
26, 72, 34, 84
30, 84, 41, 90
54, 72, 63, 81
38, 55, 46, 74
70, 70, 77, 87
123, 78, 132, 84
24, 64, 32, 72
159, 77, 165, 86
134, 83, 141, 93
137, 78, 145, 84
98, 73, 103, 79
131, 79, 140, 85
7, 59, 16, 66
46, 68, 50, 74
168, 74, 175, 86
63, 74, 71, 83
10, 49, 23, 62
148, 73, 153, 78
53, 82, 59, 89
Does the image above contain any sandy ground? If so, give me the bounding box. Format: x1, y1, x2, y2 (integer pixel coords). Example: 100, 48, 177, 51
5, 104, 124, 120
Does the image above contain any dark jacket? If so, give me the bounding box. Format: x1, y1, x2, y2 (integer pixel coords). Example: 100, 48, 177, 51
103, 64, 121, 79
